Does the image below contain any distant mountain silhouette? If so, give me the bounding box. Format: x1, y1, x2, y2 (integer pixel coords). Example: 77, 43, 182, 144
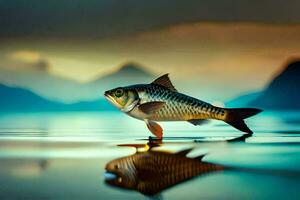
86, 62, 155, 98
98, 62, 152, 80
89, 62, 155, 86
0, 67, 89, 103
0, 84, 66, 112
0, 62, 157, 111
0, 62, 155, 104
73, 62, 154, 111
248, 60, 300, 110
0, 84, 116, 112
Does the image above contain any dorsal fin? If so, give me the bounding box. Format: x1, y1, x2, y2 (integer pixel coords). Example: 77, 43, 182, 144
151, 74, 177, 92
176, 148, 193, 156
194, 154, 207, 160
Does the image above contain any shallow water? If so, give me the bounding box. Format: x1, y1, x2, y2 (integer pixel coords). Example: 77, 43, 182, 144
0, 111, 299, 200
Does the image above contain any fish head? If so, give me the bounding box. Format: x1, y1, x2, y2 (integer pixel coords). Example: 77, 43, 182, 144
104, 87, 138, 110
104, 156, 138, 190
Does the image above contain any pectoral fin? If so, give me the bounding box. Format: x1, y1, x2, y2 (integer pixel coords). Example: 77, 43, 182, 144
139, 101, 165, 114
145, 120, 163, 139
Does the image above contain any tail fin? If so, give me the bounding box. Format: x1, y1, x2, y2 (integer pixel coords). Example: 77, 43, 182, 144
224, 108, 262, 134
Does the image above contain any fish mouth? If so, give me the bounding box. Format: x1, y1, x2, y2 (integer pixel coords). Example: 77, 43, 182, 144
104, 92, 114, 103
104, 91, 110, 98
104, 91, 122, 109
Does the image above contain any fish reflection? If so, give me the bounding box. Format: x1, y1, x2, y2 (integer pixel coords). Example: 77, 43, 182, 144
104, 144, 224, 196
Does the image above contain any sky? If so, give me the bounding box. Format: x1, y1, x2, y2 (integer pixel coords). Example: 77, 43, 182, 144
0, 0, 300, 100
1, 0, 300, 38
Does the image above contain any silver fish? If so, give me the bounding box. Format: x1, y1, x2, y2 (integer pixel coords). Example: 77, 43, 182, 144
104, 74, 262, 138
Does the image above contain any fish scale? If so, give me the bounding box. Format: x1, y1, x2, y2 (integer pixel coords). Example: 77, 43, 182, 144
140, 84, 224, 121
105, 149, 225, 196
135, 152, 223, 194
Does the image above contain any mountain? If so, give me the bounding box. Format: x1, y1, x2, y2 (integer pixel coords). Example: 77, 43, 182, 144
88, 62, 155, 88
94, 62, 153, 81
0, 84, 66, 112
65, 62, 155, 111
86, 62, 155, 97
248, 60, 300, 110
0, 62, 155, 104
0, 67, 90, 103
0, 84, 116, 112
0, 62, 156, 112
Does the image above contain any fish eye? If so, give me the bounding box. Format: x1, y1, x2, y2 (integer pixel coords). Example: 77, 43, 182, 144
115, 89, 124, 97
114, 164, 119, 169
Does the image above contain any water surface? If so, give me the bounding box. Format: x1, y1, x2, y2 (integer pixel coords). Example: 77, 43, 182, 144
0, 111, 299, 199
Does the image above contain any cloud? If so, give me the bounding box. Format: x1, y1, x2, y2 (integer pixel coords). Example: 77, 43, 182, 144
1, 50, 50, 72
0, 0, 300, 39
7, 51, 41, 63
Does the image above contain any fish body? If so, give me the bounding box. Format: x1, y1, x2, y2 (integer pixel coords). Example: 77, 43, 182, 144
104, 74, 262, 138
105, 148, 223, 196
126, 83, 226, 122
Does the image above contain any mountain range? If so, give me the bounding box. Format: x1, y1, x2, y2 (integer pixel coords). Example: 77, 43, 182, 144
1, 59, 299, 112
0, 62, 154, 112
227, 59, 300, 110
0, 84, 65, 112
248, 60, 300, 110
0, 62, 155, 103
0, 83, 118, 112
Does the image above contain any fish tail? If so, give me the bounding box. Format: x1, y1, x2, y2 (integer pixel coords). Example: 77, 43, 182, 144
224, 108, 262, 134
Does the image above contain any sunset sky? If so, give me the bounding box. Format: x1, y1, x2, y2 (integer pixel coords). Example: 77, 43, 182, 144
0, 0, 300, 101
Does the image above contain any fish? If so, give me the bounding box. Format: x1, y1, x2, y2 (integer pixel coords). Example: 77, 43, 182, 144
104, 147, 224, 196
104, 74, 262, 138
